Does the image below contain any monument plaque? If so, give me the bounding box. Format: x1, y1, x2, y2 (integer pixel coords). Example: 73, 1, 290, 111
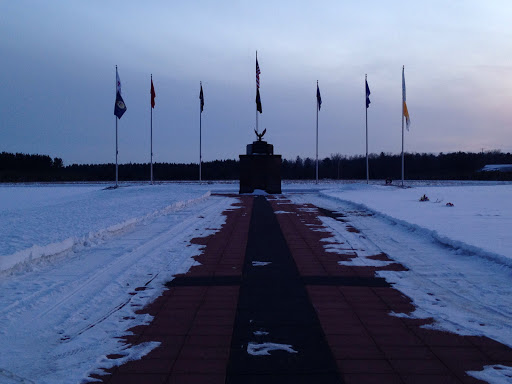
239, 129, 282, 194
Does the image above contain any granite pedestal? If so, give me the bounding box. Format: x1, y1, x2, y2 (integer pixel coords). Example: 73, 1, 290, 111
239, 140, 281, 194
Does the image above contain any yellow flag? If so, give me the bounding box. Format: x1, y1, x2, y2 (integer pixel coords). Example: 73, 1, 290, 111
403, 101, 410, 130
402, 67, 411, 131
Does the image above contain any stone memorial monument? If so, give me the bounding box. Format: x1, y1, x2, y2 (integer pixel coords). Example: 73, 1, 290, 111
239, 129, 282, 194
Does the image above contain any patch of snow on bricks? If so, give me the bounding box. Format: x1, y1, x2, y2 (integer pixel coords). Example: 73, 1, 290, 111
252, 261, 272, 267
247, 342, 298, 356
253, 330, 269, 336
468, 364, 512, 384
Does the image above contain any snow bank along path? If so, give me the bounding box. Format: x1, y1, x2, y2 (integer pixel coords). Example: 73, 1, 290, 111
0, 192, 237, 384
321, 184, 512, 267
0, 183, 213, 273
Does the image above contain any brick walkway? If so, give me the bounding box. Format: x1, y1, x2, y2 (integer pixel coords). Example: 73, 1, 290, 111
93, 195, 512, 384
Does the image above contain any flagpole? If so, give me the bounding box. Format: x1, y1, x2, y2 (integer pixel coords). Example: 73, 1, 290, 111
115, 117, 118, 187
366, 74, 369, 184
199, 81, 202, 182
316, 80, 319, 185
401, 65, 405, 187
149, 74, 153, 184
255, 51, 258, 134
115, 65, 119, 188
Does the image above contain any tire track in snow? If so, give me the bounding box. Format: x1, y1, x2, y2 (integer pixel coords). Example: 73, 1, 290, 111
0, 193, 212, 315
38, 196, 232, 328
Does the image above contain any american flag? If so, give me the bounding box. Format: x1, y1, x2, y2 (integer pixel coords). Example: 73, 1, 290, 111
256, 58, 261, 89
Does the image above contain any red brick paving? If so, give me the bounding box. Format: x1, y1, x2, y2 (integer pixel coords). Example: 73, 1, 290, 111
92, 195, 512, 383
94, 196, 252, 384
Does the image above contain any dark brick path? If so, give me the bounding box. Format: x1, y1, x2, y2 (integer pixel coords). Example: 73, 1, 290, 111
93, 195, 512, 384
226, 196, 341, 383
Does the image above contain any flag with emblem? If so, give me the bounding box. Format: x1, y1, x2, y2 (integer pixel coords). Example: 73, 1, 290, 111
114, 69, 127, 119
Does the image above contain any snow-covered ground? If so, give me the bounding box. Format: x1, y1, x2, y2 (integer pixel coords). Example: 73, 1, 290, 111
0, 182, 237, 273
0, 180, 511, 383
321, 183, 512, 266
292, 186, 512, 341
0, 182, 238, 383
292, 181, 512, 384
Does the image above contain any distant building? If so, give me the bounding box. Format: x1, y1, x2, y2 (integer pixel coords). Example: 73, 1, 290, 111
480, 164, 512, 172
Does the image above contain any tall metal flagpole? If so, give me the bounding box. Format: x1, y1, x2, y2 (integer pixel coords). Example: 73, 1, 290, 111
115, 65, 119, 188
316, 80, 319, 185
199, 81, 202, 182
150, 74, 153, 184
256, 51, 259, 134
401, 65, 405, 187
366, 74, 369, 184
116, 118, 118, 187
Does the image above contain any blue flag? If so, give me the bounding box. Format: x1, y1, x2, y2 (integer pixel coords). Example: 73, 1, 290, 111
114, 91, 126, 119
114, 70, 126, 119
366, 79, 371, 108
199, 83, 204, 113
317, 83, 322, 111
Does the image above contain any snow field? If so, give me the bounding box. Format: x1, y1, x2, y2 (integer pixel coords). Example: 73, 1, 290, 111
320, 183, 512, 267
0, 183, 215, 273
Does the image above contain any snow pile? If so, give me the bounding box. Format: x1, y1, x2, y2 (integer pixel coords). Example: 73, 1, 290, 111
481, 164, 512, 172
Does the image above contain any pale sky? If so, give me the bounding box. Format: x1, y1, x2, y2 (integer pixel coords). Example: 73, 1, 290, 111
1, 1, 512, 165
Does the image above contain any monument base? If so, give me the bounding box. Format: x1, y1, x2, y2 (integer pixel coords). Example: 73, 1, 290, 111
239, 154, 282, 194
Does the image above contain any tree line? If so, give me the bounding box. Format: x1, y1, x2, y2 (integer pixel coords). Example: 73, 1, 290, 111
1, 150, 511, 182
